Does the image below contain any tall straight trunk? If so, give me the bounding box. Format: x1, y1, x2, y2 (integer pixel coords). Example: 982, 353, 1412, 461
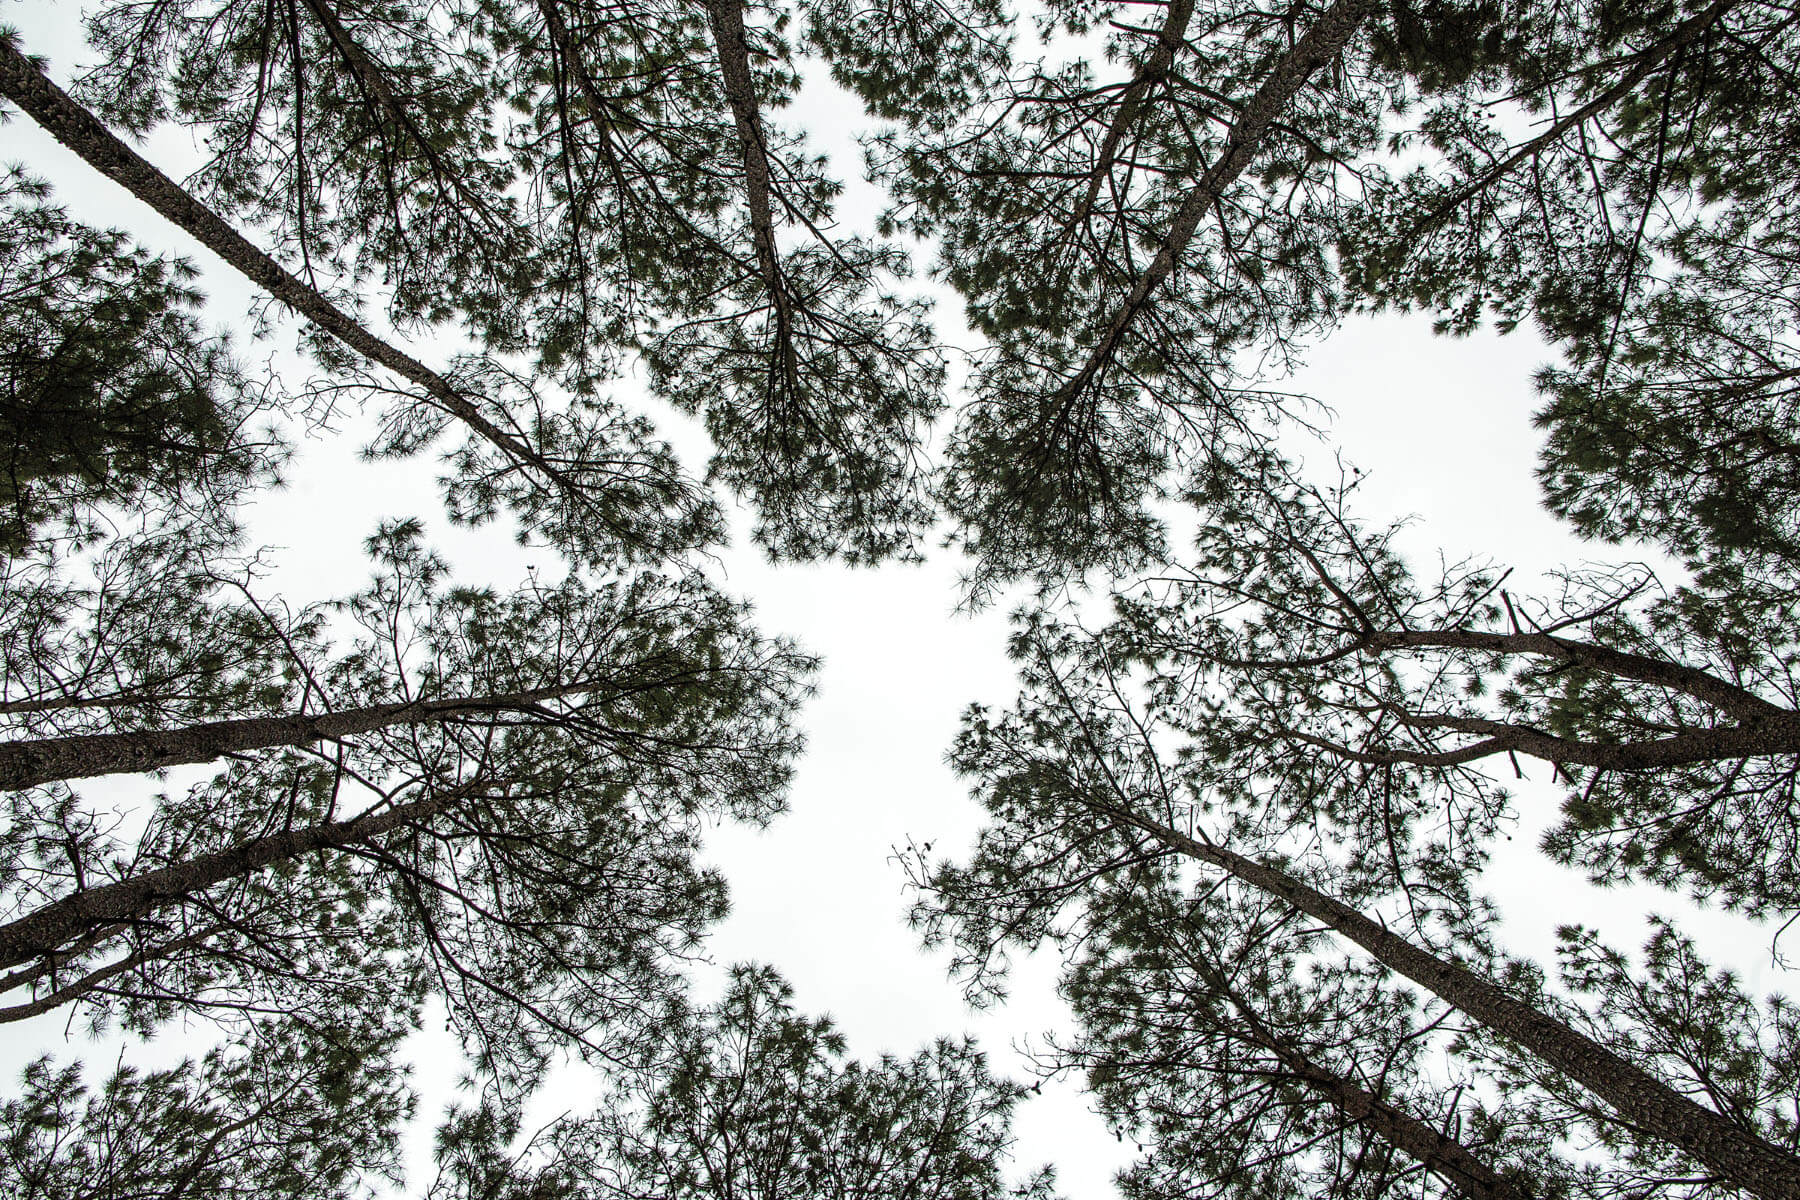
1109, 805, 1800, 1200
1052, 0, 1371, 405
0, 36, 578, 504
1060, 0, 1198, 237
0, 787, 459, 971
701, 0, 793, 319
0, 682, 594, 792
1172, 933, 1529, 1200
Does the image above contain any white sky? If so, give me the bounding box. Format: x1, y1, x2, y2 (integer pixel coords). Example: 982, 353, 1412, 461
1, 5, 1787, 1198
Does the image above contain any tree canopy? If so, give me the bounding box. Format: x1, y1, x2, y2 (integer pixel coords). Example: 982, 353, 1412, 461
4, 0, 1800, 1195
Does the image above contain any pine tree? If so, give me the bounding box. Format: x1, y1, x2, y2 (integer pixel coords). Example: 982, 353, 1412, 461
919, 601, 1800, 1198
0, 170, 283, 555
429, 965, 1058, 1200
1, 1017, 413, 1200
0, 523, 812, 1104
1094, 448, 1800, 916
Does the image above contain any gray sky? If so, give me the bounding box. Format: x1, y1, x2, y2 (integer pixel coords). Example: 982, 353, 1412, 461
1, 5, 1786, 1197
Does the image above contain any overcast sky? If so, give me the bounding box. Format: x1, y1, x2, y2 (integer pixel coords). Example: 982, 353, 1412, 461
2, 4, 1786, 1197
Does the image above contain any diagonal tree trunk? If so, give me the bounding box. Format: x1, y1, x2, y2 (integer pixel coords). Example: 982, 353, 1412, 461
701, 0, 794, 321
1049, 0, 1371, 407
1097, 798, 1800, 1200
1133, 892, 1531, 1198
1057, 0, 1199, 241
0, 785, 466, 972
1262, 1034, 1525, 1200
0, 35, 596, 520
0, 681, 598, 793
1212, 975, 1528, 1199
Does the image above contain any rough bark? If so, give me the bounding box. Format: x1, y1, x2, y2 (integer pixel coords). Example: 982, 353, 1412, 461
1051, 0, 1371, 405
1362, 627, 1788, 723
1277, 1050, 1525, 1200
0, 35, 579, 502
702, 0, 792, 320
1059, 0, 1198, 239
0, 788, 460, 971
0, 928, 221, 1023
0, 682, 595, 793
1178, 936, 1530, 1199
1275, 710, 1800, 773
1240, 1010, 1526, 1199
1111, 806, 1800, 1200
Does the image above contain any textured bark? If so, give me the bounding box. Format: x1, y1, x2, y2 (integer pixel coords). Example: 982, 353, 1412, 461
0, 36, 573, 498
1239, 1011, 1526, 1199
1051, 0, 1371, 405
1279, 1051, 1524, 1200
702, 0, 792, 322
1060, 0, 1198, 238
1117, 810, 1800, 1200
0, 682, 594, 793
0, 927, 220, 1023
1276, 710, 1800, 773
1180, 937, 1529, 1199
0, 789, 459, 971
1363, 627, 1788, 723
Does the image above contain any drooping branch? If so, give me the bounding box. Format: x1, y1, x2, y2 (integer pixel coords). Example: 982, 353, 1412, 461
293, 0, 507, 231
0, 681, 600, 793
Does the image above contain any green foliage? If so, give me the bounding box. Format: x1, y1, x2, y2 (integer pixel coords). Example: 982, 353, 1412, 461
1063, 880, 1571, 1199
0, 523, 814, 1103
0, 170, 282, 554
1457, 920, 1800, 1199
1339, 0, 1800, 578
0, 522, 318, 740
0, 1019, 412, 1200
68, 0, 946, 561
429, 964, 1058, 1200
844, 0, 1380, 583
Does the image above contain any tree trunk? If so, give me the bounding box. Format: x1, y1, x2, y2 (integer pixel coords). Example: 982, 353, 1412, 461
702, 0, 800, 381
1052, 0, 1371, 404
0, 788, 461, 971
1060, 0, 1198, 237
1181, 940, 1529, 1200
1119, 811, 1800, 1200
0, 36, 575, 501
0, 682, 594, 792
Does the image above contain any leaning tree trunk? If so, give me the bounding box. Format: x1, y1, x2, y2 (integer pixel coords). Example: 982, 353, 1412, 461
0, 787, 461, 971
1177, 937, 1530, 1200
1051, 0, 1372, 405
0, 36, 581, 504
0, 682, 595, 792
1266, 1036, 1526, 1200
1112, 808, 1800, 1200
